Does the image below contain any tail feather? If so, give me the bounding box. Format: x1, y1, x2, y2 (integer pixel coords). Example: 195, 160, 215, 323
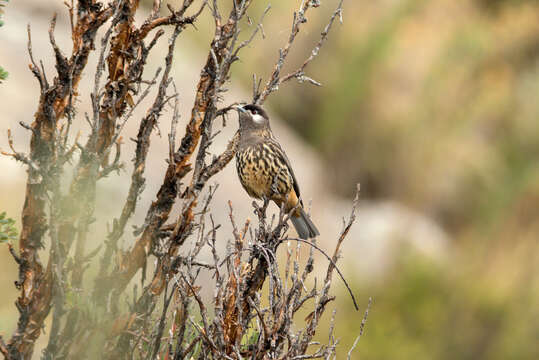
290, 207, 319, 239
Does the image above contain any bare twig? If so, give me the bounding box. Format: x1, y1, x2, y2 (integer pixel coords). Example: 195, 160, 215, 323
347, 297, 372, 359
285, 237, 359, 310
255, 0, 345, 103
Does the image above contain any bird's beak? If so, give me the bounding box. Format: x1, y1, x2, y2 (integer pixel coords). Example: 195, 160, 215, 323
234, 105, 247, 113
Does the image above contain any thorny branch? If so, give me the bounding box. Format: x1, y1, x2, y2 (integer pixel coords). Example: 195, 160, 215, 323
0, 1, 366, 359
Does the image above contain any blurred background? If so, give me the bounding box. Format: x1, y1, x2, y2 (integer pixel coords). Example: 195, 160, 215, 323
1, 0, 538, 358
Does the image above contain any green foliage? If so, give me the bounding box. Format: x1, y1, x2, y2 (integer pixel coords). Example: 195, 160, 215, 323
333, 248, 539, 360
0, 0, 8, 82
0, 67, 7, 82
0, 211, 17, 243
0, 0, 6, 25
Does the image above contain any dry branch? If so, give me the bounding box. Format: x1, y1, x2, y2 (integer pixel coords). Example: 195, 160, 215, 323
255, 0, 344, 104
0, 1, 367, 359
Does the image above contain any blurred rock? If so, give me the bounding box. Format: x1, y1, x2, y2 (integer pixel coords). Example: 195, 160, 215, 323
342, 199, 449, 277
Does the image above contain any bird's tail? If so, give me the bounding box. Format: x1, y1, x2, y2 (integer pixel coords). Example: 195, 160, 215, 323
290, 207, 319, 240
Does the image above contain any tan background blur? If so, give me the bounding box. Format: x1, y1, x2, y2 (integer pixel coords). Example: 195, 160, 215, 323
1, 0, 538, 358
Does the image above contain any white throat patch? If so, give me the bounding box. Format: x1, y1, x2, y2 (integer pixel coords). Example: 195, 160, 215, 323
252, 114, 265, 124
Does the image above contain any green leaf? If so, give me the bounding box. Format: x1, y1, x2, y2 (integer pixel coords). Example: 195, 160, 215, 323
0, 211, 18, 243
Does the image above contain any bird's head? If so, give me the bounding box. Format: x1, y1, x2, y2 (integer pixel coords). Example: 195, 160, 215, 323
235, 104, 270, 132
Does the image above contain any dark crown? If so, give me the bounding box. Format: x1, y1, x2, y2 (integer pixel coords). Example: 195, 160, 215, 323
243, 104, 269, 120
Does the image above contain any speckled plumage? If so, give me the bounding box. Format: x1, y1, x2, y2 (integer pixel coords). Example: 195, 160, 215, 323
236, 139, 293, 200
235, 104, 319, 239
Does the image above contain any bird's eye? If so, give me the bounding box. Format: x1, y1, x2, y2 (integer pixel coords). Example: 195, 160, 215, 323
250, 109, 257, 115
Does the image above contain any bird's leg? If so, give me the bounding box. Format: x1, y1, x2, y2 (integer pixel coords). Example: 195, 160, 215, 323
271, 198, 290, 244
252, 197, 270, 218
262, 196, 270, 213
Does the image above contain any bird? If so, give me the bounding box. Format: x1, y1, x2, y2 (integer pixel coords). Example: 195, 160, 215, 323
234, 104, 319, 239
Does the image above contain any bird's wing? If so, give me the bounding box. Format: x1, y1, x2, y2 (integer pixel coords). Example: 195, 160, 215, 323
267, 138, 302, 204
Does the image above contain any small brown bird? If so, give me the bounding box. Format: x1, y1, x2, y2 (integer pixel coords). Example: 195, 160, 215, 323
235, 104, 319, 239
